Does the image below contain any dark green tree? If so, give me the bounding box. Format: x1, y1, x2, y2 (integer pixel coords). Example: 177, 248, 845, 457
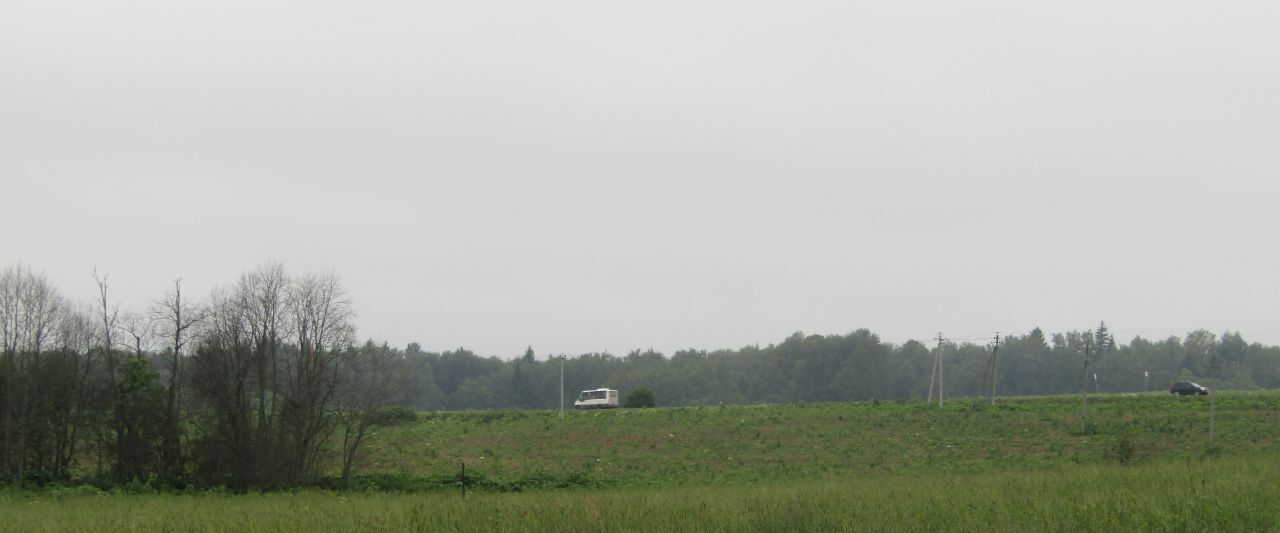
112, 356, 166, 483
624, 388, 656, 408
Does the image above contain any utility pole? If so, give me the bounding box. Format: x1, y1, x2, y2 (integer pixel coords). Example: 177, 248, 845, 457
938, 334, 946, 408
928, 333, 943, 405
976, 332, 1002, 405
1081, 340, 1091, 434
989, 333, 1001, 406
1209, 349, 1218, 448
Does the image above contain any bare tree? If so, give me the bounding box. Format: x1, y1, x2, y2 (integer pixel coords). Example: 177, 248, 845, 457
239, 262, 289, 469
281, 271, 354, 485
52, 304, 100, 479
120, 311, 155, 359
92, 268, 120, 381
190, 285, 259, 487
0, 264, 26, 482
0, 264, 67, 483
149, 278, 203, 482
91, 268, 140, 482
189, 264, 354, 488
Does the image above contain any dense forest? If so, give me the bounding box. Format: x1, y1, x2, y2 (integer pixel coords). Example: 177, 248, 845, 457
2, 261, 1277, 489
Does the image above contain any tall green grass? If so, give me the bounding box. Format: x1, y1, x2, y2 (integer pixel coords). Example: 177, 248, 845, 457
4, 455, 1277, 532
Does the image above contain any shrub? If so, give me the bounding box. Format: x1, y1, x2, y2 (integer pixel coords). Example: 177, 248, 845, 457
625, 388, 656, 408
369, 406, 419, 426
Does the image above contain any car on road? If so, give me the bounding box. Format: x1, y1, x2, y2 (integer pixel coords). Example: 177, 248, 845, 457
1169, 381, 1209, 396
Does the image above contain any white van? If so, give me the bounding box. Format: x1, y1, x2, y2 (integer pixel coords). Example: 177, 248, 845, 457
574, 388, 619, 409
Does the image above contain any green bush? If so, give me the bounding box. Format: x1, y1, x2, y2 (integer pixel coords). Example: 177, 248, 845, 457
368, 406, 419, 426
624, 388, 656, 408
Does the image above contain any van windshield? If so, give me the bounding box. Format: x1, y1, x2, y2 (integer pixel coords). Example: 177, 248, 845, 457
578, 390, 608, 401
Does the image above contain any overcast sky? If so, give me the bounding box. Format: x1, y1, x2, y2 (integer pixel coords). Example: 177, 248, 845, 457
2, 0, 1277, 357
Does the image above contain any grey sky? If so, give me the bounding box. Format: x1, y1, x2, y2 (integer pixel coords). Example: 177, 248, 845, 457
3, 0, 1277, 357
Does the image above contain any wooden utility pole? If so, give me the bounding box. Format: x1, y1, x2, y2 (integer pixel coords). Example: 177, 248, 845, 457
938, 334, 946, 408
989, 333, 1001, 405
1081, 340, 1091, 434
976, 333, 1002, 405
928, 333, 943, 405
1209, 349, 1218, 448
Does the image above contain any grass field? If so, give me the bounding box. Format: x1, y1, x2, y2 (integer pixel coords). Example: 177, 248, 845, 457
3, 391, 1279, 531
3, 455, 1277, 532
356, 391, 1280, 487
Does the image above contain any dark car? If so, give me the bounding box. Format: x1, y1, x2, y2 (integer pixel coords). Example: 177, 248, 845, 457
1169, 381, 1209, 396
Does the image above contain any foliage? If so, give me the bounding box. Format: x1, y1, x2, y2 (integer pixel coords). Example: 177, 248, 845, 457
110, 357, 167, 482
368, 406, 418, 426
623, 388, 656, 408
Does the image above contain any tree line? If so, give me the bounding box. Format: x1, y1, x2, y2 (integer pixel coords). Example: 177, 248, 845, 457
401, 323, 1279, 411
3, 261, 1278, 489
0, 262, 400, 490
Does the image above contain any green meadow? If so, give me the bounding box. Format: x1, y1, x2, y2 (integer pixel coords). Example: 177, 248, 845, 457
4, 392, 1279, 532
359, 391, 1279, 486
